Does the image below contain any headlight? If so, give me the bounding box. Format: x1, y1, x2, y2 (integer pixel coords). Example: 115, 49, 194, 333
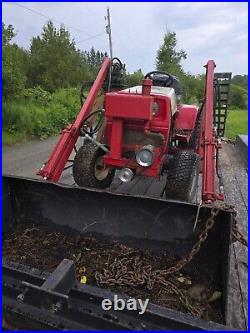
136, 145, 155, 167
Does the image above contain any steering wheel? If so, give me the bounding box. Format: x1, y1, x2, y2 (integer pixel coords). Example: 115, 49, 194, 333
144, 71, 174, 87
112, 57, 123, 71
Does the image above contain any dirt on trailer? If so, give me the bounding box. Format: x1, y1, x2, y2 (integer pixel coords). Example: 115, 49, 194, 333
3, 225, 223, 324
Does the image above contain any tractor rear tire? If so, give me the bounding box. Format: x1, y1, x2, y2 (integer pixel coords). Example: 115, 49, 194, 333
188, 109, 202, 150
73, 141, 115, 189
165, 151, 200, 203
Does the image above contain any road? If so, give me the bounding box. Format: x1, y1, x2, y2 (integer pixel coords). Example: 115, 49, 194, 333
2, 136, 59, 179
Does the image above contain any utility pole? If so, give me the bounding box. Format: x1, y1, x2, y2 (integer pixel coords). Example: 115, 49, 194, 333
105, 7, 113, 90
105, 7, 113, 60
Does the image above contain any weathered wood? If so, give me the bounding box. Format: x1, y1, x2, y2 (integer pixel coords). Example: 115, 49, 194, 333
220, 142, 248, 330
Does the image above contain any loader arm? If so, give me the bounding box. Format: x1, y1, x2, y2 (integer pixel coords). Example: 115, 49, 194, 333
201, 60, 222, 202
37, 57, 111, 182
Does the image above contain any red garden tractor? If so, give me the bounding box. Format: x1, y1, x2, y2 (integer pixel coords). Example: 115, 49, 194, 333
37, 57, 231, 204
4, 58, 237, 331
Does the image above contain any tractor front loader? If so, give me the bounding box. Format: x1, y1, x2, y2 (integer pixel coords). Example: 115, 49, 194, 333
3, 57, 238, 330
36, 57, 230, 204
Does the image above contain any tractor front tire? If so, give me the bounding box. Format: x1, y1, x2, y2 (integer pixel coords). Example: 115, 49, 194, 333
73, 141, 115, 189
165, 151, 200, 203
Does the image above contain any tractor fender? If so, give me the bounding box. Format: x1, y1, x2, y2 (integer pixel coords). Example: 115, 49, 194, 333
174, 104, 198, 131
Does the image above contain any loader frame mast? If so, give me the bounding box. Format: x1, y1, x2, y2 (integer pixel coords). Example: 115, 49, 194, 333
38, 58, 222, 203
201, 60, 222, 202
37, 58, 111, 181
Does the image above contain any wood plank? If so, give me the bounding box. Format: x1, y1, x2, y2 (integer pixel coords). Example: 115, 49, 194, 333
219, 142, 248, 329
145, 175, 166, 198
128, 176, 155, 195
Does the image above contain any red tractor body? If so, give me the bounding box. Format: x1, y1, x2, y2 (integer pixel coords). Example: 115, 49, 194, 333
104, 82, 198, 178
37, 57, 231, 204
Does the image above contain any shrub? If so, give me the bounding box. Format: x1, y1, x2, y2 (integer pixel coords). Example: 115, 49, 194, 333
2, 87, 80, 143
22, 86, 52, 106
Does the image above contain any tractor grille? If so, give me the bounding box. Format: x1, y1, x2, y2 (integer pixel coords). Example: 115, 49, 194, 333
123, 130, 164, 147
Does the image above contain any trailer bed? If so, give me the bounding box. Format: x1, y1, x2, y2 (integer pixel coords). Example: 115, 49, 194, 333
2, 139, 248, 330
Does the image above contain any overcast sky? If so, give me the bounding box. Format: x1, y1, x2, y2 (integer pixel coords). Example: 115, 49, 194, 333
2, 2, 248, 76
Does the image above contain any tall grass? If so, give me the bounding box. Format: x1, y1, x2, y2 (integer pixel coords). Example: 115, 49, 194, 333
225, 109, 248, 140
2, 88, 80, 144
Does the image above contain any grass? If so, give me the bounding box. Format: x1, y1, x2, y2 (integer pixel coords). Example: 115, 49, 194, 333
2, 131, 27, 146
225, 109, 248, 140
2, 88, 80, 145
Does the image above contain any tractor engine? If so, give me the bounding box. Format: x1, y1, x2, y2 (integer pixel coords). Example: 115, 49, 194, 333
104, 79, 172, 181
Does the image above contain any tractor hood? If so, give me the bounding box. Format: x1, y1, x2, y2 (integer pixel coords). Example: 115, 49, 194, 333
121, 85, 178, 113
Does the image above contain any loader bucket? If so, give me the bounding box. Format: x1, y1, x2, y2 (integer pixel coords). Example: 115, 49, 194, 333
2, 175, 233, 330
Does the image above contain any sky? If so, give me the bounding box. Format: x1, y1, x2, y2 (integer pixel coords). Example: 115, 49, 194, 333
2, 2, 248, 76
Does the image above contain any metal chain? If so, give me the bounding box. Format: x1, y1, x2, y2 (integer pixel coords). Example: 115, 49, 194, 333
221, 137, 235, 145
232, 222, 248, 247
95, 206, 220, 316
157, 277, 201, 317
153, 206, 220, 276
95, 206, 220, 281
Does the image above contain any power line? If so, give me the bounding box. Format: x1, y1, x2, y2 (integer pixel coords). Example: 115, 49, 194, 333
81, 3, 104, 21
10, 2, 105, 40
76, 32, 106, 44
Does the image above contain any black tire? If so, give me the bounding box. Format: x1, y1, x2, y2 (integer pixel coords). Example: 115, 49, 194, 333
165, 151, 200, 203
188, 106, 203, 150
73, 141, 115, 189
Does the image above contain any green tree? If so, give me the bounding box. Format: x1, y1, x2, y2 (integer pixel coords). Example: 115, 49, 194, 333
83, 47, 108, 77
28, 21, 91, 92
155, 32, 208, 104
229, 84, 247, 109
2, 23, 28, 100
231, 75, 248, 90
2, 23, 15, 46
156, 31, 187, 76
155, 31, 203, 103
125, 69, 144, 87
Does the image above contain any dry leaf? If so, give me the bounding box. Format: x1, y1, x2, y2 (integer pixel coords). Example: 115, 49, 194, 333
79, 266, 86, 274
177, 277, 185, 283
80, 275, 87, 284
208, 291, 222, 303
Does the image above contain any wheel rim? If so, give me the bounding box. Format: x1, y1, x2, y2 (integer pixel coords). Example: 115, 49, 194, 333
94, 156, 110, 181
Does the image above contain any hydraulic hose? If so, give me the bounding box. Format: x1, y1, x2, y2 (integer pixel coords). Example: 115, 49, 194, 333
80, 109, 104, 137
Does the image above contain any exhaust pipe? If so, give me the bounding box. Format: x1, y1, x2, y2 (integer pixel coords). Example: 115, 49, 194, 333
118, 168, 134, 183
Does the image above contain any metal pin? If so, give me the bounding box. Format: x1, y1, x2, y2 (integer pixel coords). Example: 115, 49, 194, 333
193, 201, 202, 231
